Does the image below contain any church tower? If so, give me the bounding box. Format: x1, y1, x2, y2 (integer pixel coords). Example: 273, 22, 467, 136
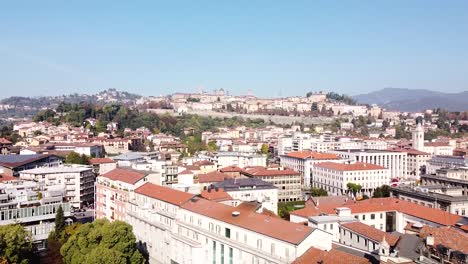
412, 122, 424, 151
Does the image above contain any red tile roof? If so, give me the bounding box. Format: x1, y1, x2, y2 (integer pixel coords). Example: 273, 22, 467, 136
388, 147, 430, 156
286, 151, 340, 160
182, 165, 200, 171
220, 166, 243, 173
314, 162, 386, 171
200, 188, 232, 202
135, 183, 195, 206
419, 226, 468, 253
0, 138, 12, 144
198, 171, 226, 183
0, 174, 16, 183
242, 167, 300, 177
178, 169, 194, 175
293, 247, 371, 264
425, 142, 450, 147
341, 222, 400, 246
181, 198, 314, 245
344, 198, 462, 226
89, 158, 115, 164
101, 168, 146, 185
194, 160, 215, 166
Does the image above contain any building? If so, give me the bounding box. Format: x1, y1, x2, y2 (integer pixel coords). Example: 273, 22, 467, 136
391, 184, 468, 216
0, 177, 71, 250
0, 154, 63, 176
19, 165, 95, 208
0, 138, 13, 155
211, 152, 267, 169
339, 221, 399, 254
242, 167, 302, 202
95, 168, 148, 221
280, 151, 342, 188
213, 178, 278, 213
312, 162, 391, 197
89, 158, 117, 175
389, 148, 431, 178
126, 183, 332, 264
329, 149, 407, 179
426, 155, 468, 175
412, 123, 455, 155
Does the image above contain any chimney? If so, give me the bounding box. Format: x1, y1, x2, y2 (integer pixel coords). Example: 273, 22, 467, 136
232, 211, 240, 217
426, 234, 434, 246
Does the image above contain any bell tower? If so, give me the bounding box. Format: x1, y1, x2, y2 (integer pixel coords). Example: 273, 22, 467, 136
412, 122, 424, 151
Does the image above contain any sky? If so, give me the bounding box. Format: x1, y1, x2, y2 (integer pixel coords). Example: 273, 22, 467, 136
1, 0, 468, 98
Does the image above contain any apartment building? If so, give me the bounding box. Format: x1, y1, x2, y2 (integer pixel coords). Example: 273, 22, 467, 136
312, 162, 391, 197
426, 155, 468, 175
242, 167, 302, 202
211, 152, 267, 169
126, 183, 332, 264
329, 149, 407, 179
89, 157, 117, 175
0, 177, 71, 249
280, 151, 342, 188
213, 178, 278, 213
95, 168, 148, 221
0, 154, 63, 176
388, 148, 431, 178
19, 165, 94, 208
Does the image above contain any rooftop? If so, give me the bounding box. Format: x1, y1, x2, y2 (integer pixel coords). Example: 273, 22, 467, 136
20, 165, 92, 174
213, 178, 277, 191
314, 162, 386, 171
341, 222, 400, 246
89, 158, 115, 164
284, 151, 339, 160
419, 225, 468, 253
293, 247, 371, 264
101, 168, 147, 185
198, 171, 226, 183
135, 183, 195, 206
242, 167, 300, 177
0, 154, 60, 168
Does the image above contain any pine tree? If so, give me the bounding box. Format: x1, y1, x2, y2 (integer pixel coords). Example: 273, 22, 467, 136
55, 205, 65, 239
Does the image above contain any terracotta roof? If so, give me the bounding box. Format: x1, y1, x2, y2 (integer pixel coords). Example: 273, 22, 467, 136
183, 165, 200, 171
293, 247, 370, 264
388, 147, 430, 156
135, 183, 195, 206
314, 162, 386, 171
290, 205, 338, 218
194, 160, 215, 166
0, 138, 12, 144
242, 167, 300, 177
198, 171, 226, 183
181, 198, 314, 245
101, 168, 146, 185
309, 196, 349, 208
341, 222, 400, 246
344, 198, 462, 226
0, 174, 16, 183
220, 166, 243, 173
285, 151, 339, 160
425, 142, 450, 147
178, 169, 194, 175
200, 188, 232, 201
419, 226, 468, 253
89, 158, 115, 164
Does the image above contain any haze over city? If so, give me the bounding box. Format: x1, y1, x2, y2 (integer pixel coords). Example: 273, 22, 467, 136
1, 1, 468, 97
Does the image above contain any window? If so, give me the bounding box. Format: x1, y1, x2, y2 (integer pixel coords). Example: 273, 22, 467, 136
257, 239, 262, 249
357, 236, 360, 243
362, 215, 366, 220
371, 214, 375, 220
221, 244, 224, 264
212, 241, 216, 264
229, 247, 233, 264
380, 213, 383, 219
225, 228, 231, 238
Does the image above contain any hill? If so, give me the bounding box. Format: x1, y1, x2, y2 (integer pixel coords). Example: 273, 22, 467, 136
353, 88, 468, 112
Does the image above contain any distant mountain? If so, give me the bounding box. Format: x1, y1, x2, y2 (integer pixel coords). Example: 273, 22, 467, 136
353, 88, 468, 112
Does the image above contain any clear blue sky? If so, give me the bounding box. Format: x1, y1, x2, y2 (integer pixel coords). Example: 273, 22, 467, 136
1, 0, 468, 98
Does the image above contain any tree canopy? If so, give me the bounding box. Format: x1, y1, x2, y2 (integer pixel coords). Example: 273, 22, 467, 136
310, 187, 328, 197
65, 152, 89, 165
0, 224, 35, 264
373, 185, 391, 198
60, 219, 144, 264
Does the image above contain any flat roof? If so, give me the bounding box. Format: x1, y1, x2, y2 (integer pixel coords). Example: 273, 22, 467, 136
20, 166, 92, 174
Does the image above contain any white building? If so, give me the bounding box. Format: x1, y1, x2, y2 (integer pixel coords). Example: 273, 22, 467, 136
312, 162, 391, 197
329, 149, 408, 179
212, 152, 267, 169
126, 183, 332, 264
412, 124, 454, 155
19, 165, 95, 208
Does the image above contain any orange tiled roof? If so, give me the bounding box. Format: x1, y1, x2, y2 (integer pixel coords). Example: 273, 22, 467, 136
181, 198, 314, 245
341, 222, 399, 246
89, 158, 115, 164
198, 171, 226, 183
286, 151, 339, 160
314, 162, 386, 171
0, 174, 16, 183
200, 188, 232, 201
178, 169, 194, 175
135, 182, 195, 206
419, 226, 468, 253
220, 166, 243, 173
101, 168, 146, 185
243, 167, 300, 177
293, 247, 371, 264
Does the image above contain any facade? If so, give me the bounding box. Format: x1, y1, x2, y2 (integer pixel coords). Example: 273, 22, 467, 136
279, 151, 342, 188
412, 123, 455, 155
426, 155, 468, 175
213, 178, 278, 213
126, 183, 332, 264
329, 149, 408, 179
0, 177, 71, 249
242, 167, 302, 202
212, 152, 267, 169
0, 154, 63, 176
311, 162, 391, 197
19, 165, 94, 208
339, 222, 399, 254
391, 185, 468, 216
95, 168, 148, 221
89, 157, 117, 175
389, 148, 430, 178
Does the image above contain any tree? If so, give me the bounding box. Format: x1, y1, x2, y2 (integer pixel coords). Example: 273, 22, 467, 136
55, 205, 65, 239
260, 143, 269, 154
373, 185, 391, 198
310, 187, 328, 197
0, 224, 35, 264
347, 183, 362, 197
60, 219, 144, 264
207, 141, 218, 152
65, 152, 89, 165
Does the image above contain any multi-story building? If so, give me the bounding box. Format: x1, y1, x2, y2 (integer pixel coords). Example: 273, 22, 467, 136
312, 162, 391, 196
0, 154, 63, 176
213, 178, 278, 213
211, 152, 267, 169
388, 148, 431, 178
126, 182, 332, 264
280, 151, 342, 188
329, 149, 407, 179
0, 176, 71, 250
391, 184, 468, 216
242, 167, 302, 202
89, 157, 117, 175
19, 165, 94, 208
95, 168, 148, 221
426, 155, 468, 174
